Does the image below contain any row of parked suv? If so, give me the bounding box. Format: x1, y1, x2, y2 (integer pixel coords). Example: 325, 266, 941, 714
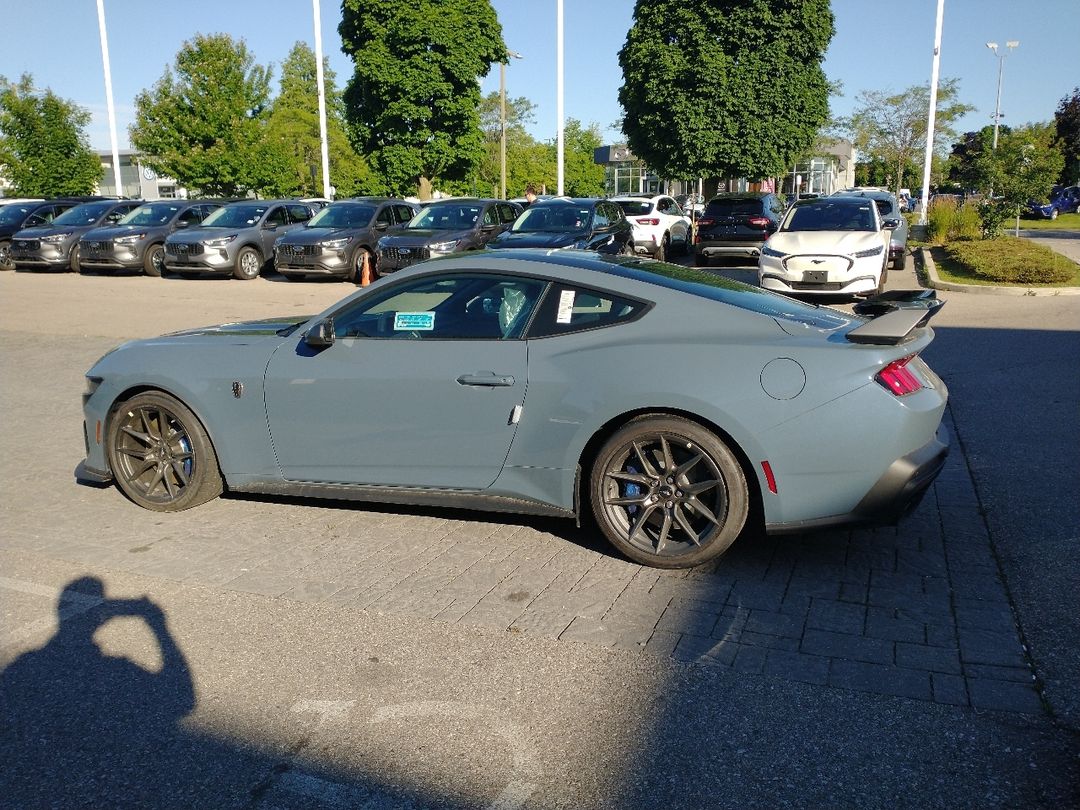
0, 193, 703, 281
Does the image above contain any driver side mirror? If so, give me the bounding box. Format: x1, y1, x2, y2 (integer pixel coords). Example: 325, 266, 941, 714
304, 318, 335, 348
883, 218, 901, 230
481, 223, 498, 232
374, 221, 389, 231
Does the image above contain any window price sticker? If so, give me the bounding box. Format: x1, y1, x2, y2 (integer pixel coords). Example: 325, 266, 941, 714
556, 289, 576, 324
393, 312, 436, 331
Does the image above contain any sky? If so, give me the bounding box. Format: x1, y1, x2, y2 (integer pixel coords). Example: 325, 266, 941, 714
3, 0, 1077, 154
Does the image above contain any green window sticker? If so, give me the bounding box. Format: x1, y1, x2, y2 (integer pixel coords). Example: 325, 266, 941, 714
393, 311, 436, 331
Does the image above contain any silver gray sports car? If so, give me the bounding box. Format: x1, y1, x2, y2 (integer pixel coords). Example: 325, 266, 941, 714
80, 250, 948, 569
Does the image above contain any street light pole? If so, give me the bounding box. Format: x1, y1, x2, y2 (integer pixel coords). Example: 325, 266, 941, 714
500, 50, 523, 200
986, 40, 1019, 149
95, 0, 122, 198
556, 0, 564, 196
312, 0, 332, 199
918, 0, 945, 227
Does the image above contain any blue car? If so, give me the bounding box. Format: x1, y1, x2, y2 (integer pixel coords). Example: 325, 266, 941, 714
80, 250, 949, 569
1028, 185, 1080, 219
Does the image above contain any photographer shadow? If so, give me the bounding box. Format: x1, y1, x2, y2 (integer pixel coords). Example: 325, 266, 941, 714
0, 576, 260, 808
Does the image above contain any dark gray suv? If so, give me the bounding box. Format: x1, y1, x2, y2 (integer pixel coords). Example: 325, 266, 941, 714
163, 200, 315, 280
11, 200, 144, 272
78, 200, 222, 276
375, 198, 520, 275
274, 198, 419, 282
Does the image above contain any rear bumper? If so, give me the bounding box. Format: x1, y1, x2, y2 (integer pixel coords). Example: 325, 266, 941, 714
766, 426, 949, 534
697, 240, 765, 258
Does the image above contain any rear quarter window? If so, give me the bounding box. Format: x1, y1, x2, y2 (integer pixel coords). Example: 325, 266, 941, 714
527, 284, 649, 338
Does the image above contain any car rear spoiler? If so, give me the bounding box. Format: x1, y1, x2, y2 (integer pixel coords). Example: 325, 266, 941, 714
846, 290, 945, 345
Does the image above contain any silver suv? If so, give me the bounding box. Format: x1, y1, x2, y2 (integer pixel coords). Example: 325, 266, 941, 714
163, 200, 315, 280
78, 200, 221, 277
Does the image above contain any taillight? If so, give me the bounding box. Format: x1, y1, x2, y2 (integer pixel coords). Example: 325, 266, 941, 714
748, 216, 770, 228
876, 356, 923, 396
636, 217, 660, 225
696, 217, 715, 227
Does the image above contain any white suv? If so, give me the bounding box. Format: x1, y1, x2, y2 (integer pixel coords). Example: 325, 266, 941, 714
610, 194, 692, 262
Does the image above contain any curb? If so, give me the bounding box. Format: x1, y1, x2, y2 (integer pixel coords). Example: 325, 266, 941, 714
919, 247, 1080, 297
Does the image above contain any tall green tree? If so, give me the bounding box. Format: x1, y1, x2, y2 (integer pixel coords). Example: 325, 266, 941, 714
471, 91, 539, 197
970, 124, 1064, 237
1053, 87, 1080, 185
339, 0, 505, 199
265, 41, 375, 198
844, 78, 974, 195
130, 33, 285, 196
618, 0, 834, 181
0, 74, 102, 196
554, 119, 606, 197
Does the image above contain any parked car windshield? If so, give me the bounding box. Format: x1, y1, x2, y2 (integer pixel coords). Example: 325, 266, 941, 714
120, 202, 183, 226
201, 204, 269, 228
781, 201, 876, 232
511, 204, 593, 233
0, 205, 35, 225
307, 203, 376, 229
613, 200, 653, 216
407, 204, 483, 230
53, 202, 114, 226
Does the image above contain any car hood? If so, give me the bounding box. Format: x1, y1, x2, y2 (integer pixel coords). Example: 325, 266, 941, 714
279, 227, 362, 246
162, 316, 314, 339
14, 225, 85, 239
381, 229, 474, 247
491, 231, 582, 249
84, 224, 165, 241
169, 227, 241, 243
769, 230, 883, 255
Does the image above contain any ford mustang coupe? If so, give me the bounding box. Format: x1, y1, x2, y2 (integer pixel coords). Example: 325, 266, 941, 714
80, 250, 948, 569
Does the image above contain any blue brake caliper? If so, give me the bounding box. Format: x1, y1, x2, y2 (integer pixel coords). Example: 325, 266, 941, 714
624, 465, 641, 517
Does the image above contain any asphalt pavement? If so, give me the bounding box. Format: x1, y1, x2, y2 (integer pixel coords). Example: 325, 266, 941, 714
1, 256, 1078, 808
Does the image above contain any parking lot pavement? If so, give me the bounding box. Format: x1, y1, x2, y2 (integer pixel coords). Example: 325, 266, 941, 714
2, 267, 1078, 806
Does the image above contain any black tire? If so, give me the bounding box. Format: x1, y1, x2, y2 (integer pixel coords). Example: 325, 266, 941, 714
693, 251, 709, 267
233, 246, 263, 280
349, 247, 373, 283
1049, 208, 1059, 221
0, 240, 13, 271
143, 244, 165, 277
618, 239, 634, 257
678, 230, 691, 256
589, 415, 749, 568
68, 244, 81, 273
106, 391, 223, 512
654, 234, 668, 263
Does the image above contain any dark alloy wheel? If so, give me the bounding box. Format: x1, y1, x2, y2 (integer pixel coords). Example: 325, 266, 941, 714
233, 246, 263, 280
350, 247, 373, 283
107, 391, 223, 512
0, 240, 13, 271
654, 234, 668, 263
590, 416, 749, 568
68, 244, 81, 273
143, 244, 165, 277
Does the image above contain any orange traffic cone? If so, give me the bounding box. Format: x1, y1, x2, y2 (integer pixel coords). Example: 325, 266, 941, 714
360, 251, 373, 286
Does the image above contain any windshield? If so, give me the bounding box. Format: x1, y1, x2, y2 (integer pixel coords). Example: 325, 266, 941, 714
511, 204, 592, 233
407, 204, 483, 230
53, 202, 114, 226
201, 204, 268, 228
307, 204, 376, 229
120, 202, 182, 226
0, 205, 34, 225
782, 201, 876, 232
614, 200, 653, 216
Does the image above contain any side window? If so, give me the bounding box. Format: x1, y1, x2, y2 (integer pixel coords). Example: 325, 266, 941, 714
498, 204, 518, 224
593, 205, 610, 229
332, 274, 546, 340
265, 206, 288, 227
178, 206, 202, 226
104, 206, 128, 224
24, 211, 49, 227
527, 284, 648, 338
657, 198, 673, 215
376, 205, 394, 226
287, 205, 312, 224
393, 205, 416, 224
482, 206, 499, 226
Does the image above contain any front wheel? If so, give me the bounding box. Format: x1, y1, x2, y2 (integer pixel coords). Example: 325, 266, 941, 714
143, 244, 165, 277
1049, 208, 1059, 221
0, 240, 13, 271
106, 391, 223, 512
233, 246, 263, 280
590, 415, 749, 568
69, 244, 81, 273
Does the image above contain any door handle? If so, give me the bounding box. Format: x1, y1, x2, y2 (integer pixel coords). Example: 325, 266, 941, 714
456, 372, 515, 387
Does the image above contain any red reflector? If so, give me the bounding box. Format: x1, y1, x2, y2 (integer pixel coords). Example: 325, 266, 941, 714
635, 217, 660, 225
696, 218, 714, 227
761, 461, 778, 494
748, 216, 770, 227
876, 356, 922, 396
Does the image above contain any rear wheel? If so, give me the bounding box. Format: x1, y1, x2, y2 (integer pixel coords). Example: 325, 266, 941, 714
654, 234, 668, 263
233, 246, 262, 280
106, 391, 223, 512
590, 415, 749, 568
694, 251, 709, 267
143, 244, 165, 277
1049, 208, 1059, 220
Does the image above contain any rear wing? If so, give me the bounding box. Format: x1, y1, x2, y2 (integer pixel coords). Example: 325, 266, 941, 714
847, 290, 945, 345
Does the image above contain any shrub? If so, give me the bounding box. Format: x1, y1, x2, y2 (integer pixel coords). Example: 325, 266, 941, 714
953, 201, 982, 240
975, 198, 1013, 239
926, 197, 954, 243
945, 236, 1076, 284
